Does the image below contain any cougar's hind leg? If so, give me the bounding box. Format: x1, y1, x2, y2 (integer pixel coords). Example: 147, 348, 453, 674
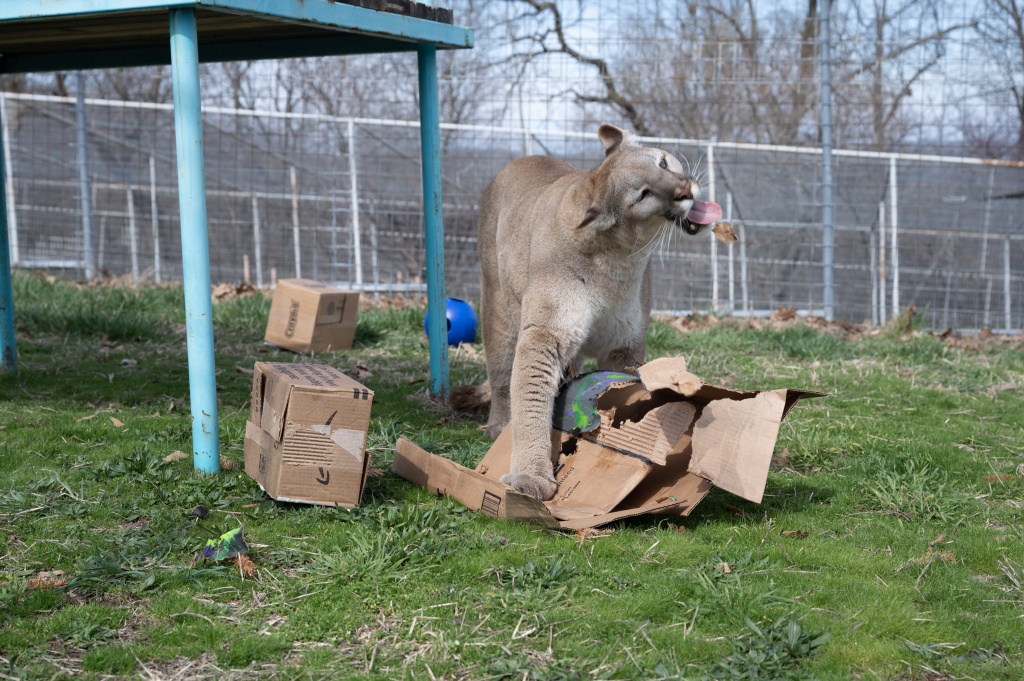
480, 280, 516, 439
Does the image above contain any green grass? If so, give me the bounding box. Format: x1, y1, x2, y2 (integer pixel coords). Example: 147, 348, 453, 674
2, 272, 1024, 680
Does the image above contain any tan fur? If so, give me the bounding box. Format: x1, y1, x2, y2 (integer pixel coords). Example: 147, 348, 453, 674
470, 124, 709, 501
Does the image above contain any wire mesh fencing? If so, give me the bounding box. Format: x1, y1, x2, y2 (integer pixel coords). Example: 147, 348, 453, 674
2, 91, 1022, 331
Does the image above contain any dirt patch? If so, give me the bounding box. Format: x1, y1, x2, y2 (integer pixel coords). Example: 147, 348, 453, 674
657, 305, 1024, 350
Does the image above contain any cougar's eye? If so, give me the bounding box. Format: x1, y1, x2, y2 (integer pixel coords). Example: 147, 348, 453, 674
638, 188, 651, 202
659, 156, 668, 169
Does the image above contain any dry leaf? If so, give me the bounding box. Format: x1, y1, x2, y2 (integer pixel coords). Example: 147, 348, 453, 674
75, 414, 97, 423
772, 306, 797, 322
110, 417, 125, 428
235, 365, 255, 375
366, 467, 385, 478
235, 554, 257, 579
575, 527, 616, 546
727, 506, 748, 518
455, 343, 479, 359
781, 530, 809, 539
26, 571, 67, 590
163, 450, 189, 463
712, 221, 739, 243
716, 562, 732, 575
220, 456, 239, 471
354, 364, 373, 380
770, 448, 791, 470
436, 417, 449, 425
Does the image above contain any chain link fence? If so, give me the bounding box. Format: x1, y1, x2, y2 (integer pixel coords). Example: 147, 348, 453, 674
2, 91, 1022, 331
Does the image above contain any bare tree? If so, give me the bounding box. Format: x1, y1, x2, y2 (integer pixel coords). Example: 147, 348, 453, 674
91, 66, 173, 103
831, 0, 975, 150
971, 0, 1024, 159
501, 0, 823, 143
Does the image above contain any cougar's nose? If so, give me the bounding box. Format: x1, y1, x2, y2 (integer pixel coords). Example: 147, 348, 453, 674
673, 180, 695, 202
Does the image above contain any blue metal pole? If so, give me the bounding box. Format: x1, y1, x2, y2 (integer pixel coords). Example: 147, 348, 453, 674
417, 44, 450, 398
169, 8, 219, 473
0, 96, 16, 375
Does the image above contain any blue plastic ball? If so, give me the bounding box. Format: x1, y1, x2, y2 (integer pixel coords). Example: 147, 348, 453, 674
424, 297, 478, 346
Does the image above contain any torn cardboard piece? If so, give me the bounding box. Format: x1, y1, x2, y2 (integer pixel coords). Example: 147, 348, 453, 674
392, 357, 822, 529
244, 362, 374, 507
264, 279, 360, 353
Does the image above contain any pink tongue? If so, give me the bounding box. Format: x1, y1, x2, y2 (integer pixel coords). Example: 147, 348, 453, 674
687, 199, 722, 225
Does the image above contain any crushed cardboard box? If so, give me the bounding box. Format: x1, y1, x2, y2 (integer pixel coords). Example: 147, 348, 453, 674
264, 278, 360, 353
244, 362, 373, 506
393, 357, 822, 529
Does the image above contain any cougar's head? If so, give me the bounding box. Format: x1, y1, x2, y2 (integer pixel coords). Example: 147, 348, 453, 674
577, 124, 721, 242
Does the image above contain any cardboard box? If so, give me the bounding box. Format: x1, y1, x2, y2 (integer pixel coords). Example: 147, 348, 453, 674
264, 279, 360, 353
393, 357, 822, 529
244, 362, 374, 507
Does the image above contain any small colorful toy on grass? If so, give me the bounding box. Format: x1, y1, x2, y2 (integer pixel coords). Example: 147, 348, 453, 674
195, 527, 257, 578
202, 527, 248, 561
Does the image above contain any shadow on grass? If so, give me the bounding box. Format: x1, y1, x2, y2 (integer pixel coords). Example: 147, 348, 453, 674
608, 477, 834, 534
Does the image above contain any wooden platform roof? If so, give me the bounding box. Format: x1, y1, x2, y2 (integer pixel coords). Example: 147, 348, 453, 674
0, 0, 473, 74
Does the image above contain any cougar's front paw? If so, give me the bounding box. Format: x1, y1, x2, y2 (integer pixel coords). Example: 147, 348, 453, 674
500, 472, 558, 501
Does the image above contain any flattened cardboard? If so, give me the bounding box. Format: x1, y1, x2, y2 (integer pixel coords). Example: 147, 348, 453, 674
264, 279, 360, 353
244, 362, 373, 507
392, 357, 823, 529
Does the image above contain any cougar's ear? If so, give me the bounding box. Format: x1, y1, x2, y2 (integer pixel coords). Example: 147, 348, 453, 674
598, 124, 628, 157
577, 205, 616, 231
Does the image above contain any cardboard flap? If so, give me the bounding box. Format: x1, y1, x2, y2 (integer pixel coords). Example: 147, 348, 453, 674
638, 357, 702, 396
555, 498, 699, 530
783, 389, 827, 418
590, 400, 695, 466
393, 438, 558, 528
260, 371, 292, 442
688, 389, 786, 503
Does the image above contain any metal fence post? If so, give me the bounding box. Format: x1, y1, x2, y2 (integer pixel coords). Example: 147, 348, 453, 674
0, 93, 18, 268
738, 221, 749, 314
1004, 237, 1012, 331
707, 142, 718, 312
878, 200, 887, 324
726, 191, 735, 312
290, 165, 301, 278
889, 156, 900, 316
870, 227, 878, 326
76, 72, 96, 281
251, 195, 263, 288
819, 0, 835, 321
149, 156, 162, 284
127, 186, 140, 282
347, 119, 363, 288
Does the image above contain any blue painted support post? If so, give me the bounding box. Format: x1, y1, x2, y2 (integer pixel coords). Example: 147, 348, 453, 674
0, 97, 16, 375
169, 9, 219, 473
417, 44, 450, 398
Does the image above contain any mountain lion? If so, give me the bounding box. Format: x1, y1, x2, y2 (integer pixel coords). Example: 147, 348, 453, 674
454, 124, 723, 501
